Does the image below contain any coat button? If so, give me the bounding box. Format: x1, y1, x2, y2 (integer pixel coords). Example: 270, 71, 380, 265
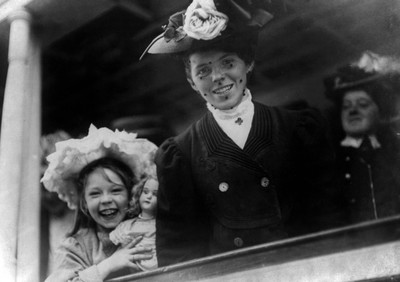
261, 177, 270, 188
345, 173, 351, 180
234, 237, 243, 247
219, 182, 229, 192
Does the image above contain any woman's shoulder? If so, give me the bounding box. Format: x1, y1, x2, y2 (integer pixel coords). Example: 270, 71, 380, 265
156, 120, 202, 161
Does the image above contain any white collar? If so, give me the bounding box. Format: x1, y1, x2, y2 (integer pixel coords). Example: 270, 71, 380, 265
340, 135, 381, 149
206, 88, 253, 121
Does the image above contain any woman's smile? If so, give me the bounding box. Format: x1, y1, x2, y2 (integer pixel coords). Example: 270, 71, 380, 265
213, 84, 233, 95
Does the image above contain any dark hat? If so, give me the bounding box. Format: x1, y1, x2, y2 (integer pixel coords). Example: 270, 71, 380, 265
324, 51, 400, 118
140, 0, 279, 60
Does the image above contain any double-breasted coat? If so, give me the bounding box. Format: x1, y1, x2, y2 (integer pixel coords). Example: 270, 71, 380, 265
155, 102, 333, 266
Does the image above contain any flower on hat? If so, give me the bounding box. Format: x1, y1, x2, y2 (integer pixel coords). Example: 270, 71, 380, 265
183, 0, 228, 40
41, 124, 158, 210
354, 51, 400, 74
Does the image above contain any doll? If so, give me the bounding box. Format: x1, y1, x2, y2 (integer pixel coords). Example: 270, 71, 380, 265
110, 177, 158, 271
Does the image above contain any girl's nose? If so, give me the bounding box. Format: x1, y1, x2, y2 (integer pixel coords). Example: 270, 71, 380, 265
100, 193, 112, 203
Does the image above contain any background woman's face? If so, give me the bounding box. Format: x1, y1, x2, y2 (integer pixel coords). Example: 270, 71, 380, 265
84, 168, 129, 231
188, 51, 253, 110
341, 90, 380, 137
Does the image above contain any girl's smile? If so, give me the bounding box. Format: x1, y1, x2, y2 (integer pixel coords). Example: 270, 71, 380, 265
84, 168, 129, 231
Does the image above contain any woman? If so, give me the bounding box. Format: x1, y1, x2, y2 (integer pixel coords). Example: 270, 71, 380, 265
324, 51, 400, 225
142, 0, 333, 266
42, 125, 158, 281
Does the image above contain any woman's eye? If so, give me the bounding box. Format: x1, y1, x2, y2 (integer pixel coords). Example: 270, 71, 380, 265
197, 67, 211, 77
222, 59, 234, 67
358, 100, 372, 108
342, 101, 353, 110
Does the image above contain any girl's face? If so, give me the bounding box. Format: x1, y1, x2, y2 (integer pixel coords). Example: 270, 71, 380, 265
188, 51, 253, 110
341, 90, 380, 138
139, 178, 158, 217
84, 168, 129, 232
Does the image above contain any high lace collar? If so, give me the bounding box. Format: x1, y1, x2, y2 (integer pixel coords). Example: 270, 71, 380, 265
206, 88, 253, 120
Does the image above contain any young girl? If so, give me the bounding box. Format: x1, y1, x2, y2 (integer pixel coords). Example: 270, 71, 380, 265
42, 125, 158, 282
110, 176, 159, 271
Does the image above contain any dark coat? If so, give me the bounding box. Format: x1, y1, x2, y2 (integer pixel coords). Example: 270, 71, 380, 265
332, 132, 400, 224
155, 102, 333, 266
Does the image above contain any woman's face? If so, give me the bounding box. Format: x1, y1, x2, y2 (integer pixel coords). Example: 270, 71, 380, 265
139, 178, 158, 217
188, 51, 253, 110
341, 90, 380, 137
84, 167, 129, 231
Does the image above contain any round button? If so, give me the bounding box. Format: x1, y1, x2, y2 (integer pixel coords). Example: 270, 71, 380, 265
261, 177, 270, 188
345, 173, 351, 179
234, 237, 243, 247
219, 182, 229, 192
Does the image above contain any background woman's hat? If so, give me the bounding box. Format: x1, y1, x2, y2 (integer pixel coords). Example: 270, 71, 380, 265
140, 0, 281, 59
324, 51, 400, 118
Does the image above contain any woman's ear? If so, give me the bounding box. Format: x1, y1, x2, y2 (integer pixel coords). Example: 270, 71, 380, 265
247, 61, 255, 73
187, 77, 198, 91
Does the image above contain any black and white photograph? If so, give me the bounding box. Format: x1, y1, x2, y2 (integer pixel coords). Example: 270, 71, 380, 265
0, 0, 400, 281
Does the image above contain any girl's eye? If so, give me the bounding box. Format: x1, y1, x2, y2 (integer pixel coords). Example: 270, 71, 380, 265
112, 187, 124, 194
88, 191, 100, 197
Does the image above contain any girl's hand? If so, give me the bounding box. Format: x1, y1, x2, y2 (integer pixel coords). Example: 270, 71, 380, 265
97, 236, 153, 279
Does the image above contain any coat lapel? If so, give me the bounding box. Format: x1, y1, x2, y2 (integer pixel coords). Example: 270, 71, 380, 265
198, 102, 273, 171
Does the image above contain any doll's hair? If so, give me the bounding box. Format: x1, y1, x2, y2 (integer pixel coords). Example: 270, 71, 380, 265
68, 157, 136, 236
129, 175, 158, 216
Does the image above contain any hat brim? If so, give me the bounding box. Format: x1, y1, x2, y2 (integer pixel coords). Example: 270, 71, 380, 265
140, 33, 194, 60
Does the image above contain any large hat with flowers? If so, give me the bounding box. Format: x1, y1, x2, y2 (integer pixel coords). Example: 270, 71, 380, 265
140, 0, 279, 59
324, 51, 400, 118
41, 124, 158, 209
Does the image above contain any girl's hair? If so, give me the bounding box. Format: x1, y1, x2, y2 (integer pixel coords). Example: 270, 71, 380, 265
68, 157, 136, 236
130, 175, 158, 216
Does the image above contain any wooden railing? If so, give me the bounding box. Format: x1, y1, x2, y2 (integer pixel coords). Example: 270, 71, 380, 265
107, 215, 400, 282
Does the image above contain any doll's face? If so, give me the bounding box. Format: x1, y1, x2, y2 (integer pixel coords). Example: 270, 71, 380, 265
139, 178, 158, 217
187, 50, 253, 110
341, 90, 380, 138
84, 168, 129, 231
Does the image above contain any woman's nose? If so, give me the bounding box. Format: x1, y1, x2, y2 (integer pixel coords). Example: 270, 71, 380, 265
212, 68, 225, 83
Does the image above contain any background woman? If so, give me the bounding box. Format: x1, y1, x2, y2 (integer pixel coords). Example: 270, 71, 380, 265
324, 51, 400, 225
142, 0, 333, 266
42, 125, 158, 281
